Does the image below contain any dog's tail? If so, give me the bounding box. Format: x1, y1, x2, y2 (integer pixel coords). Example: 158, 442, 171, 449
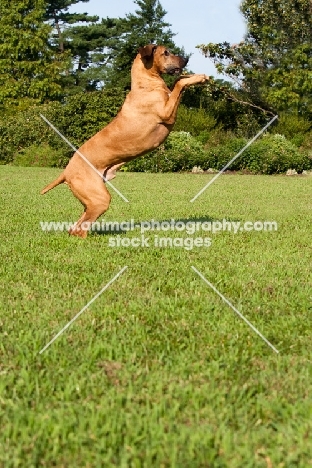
41, 172, 66, 195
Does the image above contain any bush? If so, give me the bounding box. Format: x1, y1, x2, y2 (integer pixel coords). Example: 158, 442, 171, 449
126, 133, 312, 174
235, 112, 269, 139
3, 90, 311, 175
298, 131, 312, 154
0, 102, 63, 164
0, 88, 126, 165
204, 138, 248, 171
251, 134, 312, 174
12, 144, 67, 168
173, 106, 217, 136
126, 131, 207, 172
204, 134, 312, 174
54, 88, 126, 145
272, 113, 311, 147
202, 128, 235, 150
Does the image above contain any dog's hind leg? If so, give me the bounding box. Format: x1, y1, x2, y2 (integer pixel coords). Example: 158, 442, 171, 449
67, 173, 111, 238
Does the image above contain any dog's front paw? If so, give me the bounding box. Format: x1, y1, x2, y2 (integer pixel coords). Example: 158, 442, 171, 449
194, 74, 210, 84
182, 74, 209, 87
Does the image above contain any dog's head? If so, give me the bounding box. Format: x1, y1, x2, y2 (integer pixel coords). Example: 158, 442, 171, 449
139, 44, 188, 75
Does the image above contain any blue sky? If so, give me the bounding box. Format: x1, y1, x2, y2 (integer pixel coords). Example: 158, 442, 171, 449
70, 0, 246, 77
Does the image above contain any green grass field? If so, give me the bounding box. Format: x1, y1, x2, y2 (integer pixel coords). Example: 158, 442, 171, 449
0, 166, 311, 467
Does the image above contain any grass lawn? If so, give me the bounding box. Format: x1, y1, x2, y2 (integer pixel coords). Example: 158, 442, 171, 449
0, 166, 311, 467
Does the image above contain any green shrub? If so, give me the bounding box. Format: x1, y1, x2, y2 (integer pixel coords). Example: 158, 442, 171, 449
204, 138, 249, 171
3, 90, 311, 175
195, 131, 211, 145
12, 144, 67, 168
53, 88, 126, 146
272, 113, 311, 146
235, 112, 268, 139
0, 88, 126, 165
299, 132, 312, 155
173, 106, 217, 136
204, 135, 312, 174
126, 131, 206, 172
202, 128, 235, 150
126, 133, 312, 174
0, 102, 63, 164
251, 134, 312, 174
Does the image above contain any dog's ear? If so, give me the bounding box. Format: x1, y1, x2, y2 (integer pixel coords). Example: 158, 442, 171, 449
139, 44, 157, 58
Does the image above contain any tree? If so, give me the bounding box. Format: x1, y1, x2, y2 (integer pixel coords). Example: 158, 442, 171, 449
44, 0, 114, 93
0, 0, 66, 112
197, 0, 312, 116
103, 0, 186, 89
62, 17, 123, 93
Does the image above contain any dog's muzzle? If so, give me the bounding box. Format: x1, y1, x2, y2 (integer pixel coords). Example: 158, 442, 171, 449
166, 56, 189, 75
167, 67, 183, 75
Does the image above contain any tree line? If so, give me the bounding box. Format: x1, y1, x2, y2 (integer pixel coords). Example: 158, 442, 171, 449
1, 0, 311, 117
0, 0, 183, 113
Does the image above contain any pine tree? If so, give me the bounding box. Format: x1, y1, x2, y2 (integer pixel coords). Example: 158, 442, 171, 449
103, 0, 186, 89
45, 0, 101, 92
44, 1, 123, 93
63, 18, 123, 92
0, 0, 66, 112
45, 1, 90, 51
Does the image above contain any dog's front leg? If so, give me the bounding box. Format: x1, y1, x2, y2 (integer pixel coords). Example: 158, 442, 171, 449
159, 74, 209, 125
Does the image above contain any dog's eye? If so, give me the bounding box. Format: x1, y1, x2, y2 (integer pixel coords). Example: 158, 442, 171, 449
164, 50, 170, 57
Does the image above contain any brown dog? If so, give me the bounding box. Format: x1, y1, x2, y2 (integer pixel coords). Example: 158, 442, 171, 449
41, 45, 209, 237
